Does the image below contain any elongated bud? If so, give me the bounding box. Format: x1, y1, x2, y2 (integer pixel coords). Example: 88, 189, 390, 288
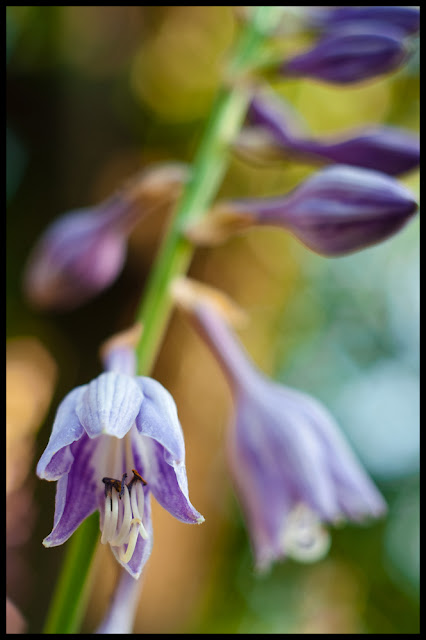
308, 7, 420, 37
23, 164, 187, 311
187, 166, 418, 256
283, 30, 407, 84
249, 93, 420, 176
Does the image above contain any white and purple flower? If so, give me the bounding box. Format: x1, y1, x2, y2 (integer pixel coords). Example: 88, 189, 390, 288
37, 336, 203, 579
174, 278, 387, 571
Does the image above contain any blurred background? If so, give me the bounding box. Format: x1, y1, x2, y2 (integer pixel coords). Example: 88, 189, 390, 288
7, 6, 419, 634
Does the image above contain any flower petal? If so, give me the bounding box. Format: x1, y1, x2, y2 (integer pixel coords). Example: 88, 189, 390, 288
134, 377, 185, 462
37, 386, 86, 480
76, 372, 144, 439
42, 434, 100, 546
132, 431, 203, 525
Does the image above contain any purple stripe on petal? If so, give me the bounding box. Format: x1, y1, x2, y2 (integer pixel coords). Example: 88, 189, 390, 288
76, 372, 143, 439
43, 434, 100, 547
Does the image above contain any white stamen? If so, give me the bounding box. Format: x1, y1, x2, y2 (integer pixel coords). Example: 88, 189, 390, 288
119, 521, 141, 564
110, 485, 132, 546
100, 469, 148, 564
101, 495, 112, 544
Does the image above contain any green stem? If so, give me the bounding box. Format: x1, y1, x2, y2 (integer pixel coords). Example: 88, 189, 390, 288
135, 5, 274, 374
42, 512, 99, 633
41, 6, 274, 633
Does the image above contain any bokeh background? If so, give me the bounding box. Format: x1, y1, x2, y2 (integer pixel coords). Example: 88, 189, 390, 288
6, 6, 419, 634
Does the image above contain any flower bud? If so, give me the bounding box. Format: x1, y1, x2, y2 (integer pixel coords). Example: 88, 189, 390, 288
249, 93, 420, 176
187, 165, 418, 256
23, 164, 187, 310
308, 7, 420, 37
283, 30, 407, 84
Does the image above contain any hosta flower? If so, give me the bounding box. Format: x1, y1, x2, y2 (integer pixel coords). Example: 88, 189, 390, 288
24, 165, 186, 311
249, 93, 420, 176
282, 30, 407, 84
187, 165, 418, 256
173, 277, 386, 570
36, 330, 203, 579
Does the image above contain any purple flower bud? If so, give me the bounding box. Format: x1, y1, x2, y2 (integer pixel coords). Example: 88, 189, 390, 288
225, 165, 418, 256
283, 31, 407, 84
308, 7, 420, 37
24, 207, 128, 310
174, 278, 386, 570
249, 94, 420, 176
24, 164, 187, 311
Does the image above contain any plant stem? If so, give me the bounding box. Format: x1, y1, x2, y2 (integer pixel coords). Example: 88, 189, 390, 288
42, 512, 99, 633
41, 6, 274, 633
135, 6, 274, 374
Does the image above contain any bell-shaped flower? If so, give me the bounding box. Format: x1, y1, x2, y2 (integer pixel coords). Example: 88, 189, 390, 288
307, 7, 420, 38
36, 325, 203, 579
186, 165, 418, 256
173, 278, 387, 571
282, 30, 407, 84
249, 93, 420, 176
24, 165, 186, 311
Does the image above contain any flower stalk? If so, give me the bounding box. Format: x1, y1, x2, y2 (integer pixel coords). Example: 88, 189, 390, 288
42, 6, 275, 633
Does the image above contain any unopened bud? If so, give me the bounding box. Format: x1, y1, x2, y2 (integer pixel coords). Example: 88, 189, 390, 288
189, 165, 418, 257
249, 93, 420, 176
283, 30, 407, 85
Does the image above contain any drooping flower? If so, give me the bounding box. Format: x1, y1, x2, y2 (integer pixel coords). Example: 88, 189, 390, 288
24, 165, 186, 311
282, 29, 407, 84
249, 93, 420, 176
173, 277, 387, 571
186, 165, 418, 256
36, 324, 203, 579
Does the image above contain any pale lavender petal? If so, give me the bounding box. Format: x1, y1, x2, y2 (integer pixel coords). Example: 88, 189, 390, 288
132, 432, 203, 525
134, 377, 185, 463
37, 385, 86, 480
43, 435, 100, 547
289, 388, 387, 519
76, 372, 144, 439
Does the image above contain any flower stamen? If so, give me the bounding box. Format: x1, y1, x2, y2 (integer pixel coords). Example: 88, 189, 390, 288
100, 469, 148, 564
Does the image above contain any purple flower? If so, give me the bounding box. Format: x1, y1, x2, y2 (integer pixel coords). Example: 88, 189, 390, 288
24, 165, 186, 311
36, 333, 203, 579
308, 7, 420, 38
283, 30, 407, 84
249, 94, 420, 176
208, 165, 417, 256
173, 278, 386, 570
